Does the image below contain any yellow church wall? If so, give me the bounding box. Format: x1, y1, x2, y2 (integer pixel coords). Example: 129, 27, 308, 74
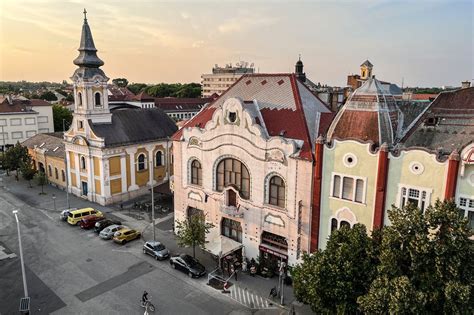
136, 167, 149, 186
154, 166, 166, 181
45, 156, 67, 188
109, 156, 121, 176
93, 157, 100, 177
95, 179, 101, 195
110, 178, 122, 195
69, 152, 75, 166
70, 173, 76, 187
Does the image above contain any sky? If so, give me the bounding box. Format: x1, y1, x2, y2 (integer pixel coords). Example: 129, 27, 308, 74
0, 0, 472, 87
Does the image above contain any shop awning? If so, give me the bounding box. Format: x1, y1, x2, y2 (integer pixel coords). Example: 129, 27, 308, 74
205, 229, 243, 258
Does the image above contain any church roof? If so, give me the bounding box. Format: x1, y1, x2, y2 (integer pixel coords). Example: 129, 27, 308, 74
327, 77, 401, 146
172, 73, 333, 160
402, 87, 474, 154
89, 108, 177, 147
360, 60, 373, 67
22, 133, 65, 158
73, 10, 105, 73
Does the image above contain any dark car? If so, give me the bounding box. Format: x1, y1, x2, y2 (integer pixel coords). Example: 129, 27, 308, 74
170, 254, 206, 278
143, 241, 170, 260
80, 215, 105, 229
94, 219, 122, 233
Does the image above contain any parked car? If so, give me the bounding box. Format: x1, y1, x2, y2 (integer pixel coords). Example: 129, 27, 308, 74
94, 219, 122, 233
99, 225, 126, 240
169, 254, 206, 278
59, 208, 77, 221
143, 241, 170, 260
113, 228, 141, 245
67, 208, 103, 225
80, 215, 106, 229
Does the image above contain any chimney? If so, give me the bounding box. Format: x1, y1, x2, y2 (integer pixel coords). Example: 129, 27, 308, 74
461, 81, 471, 89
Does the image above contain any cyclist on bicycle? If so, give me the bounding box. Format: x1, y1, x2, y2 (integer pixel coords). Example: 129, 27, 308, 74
142, 291, 149, 304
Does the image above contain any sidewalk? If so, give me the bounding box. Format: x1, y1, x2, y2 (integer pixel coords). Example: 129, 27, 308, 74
1, 174, 313, 314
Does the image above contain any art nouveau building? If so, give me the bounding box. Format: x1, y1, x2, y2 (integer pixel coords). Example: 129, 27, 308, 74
313, 79, 474, 249
64, 13, 176, 205
172, 73, 333, 266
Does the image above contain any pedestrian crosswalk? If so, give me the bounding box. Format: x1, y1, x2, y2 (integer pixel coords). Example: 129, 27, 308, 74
229, 285, 275, 309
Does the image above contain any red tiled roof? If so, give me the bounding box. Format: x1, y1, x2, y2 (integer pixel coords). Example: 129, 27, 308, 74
172, 105, 217, 140
409, 93, 438, 101
331, 111, 380, 143
29, 99, 52, 106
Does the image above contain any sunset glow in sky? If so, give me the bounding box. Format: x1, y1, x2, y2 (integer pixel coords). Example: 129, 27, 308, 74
0, 0, 472, 86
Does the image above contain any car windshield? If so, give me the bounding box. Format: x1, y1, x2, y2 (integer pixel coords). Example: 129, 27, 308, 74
68, 213, 73, 217
182, 255, 197, 267
153, 244, 165, 251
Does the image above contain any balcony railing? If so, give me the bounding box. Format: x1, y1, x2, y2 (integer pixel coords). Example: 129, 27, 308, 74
220, 204, 245, 218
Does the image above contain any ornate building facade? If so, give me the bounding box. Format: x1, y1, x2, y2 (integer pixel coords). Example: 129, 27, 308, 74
64, 12, 177, 205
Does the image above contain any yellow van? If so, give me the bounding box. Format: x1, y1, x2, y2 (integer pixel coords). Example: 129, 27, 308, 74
67, 208, 103, 225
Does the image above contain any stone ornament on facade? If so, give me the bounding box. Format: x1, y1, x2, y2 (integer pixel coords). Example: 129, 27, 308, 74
409, 161, 425, 175
188, 137, 202, 148
265, 149, 286, 164
263, 213, 285, 227
343, 152, 358, 168
187, 191, 203, 202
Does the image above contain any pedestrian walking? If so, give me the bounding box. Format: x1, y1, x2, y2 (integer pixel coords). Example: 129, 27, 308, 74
234, 267, 238, 281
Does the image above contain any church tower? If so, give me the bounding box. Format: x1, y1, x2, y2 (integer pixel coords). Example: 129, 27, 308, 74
360, 60, 373, 80
295, 55, 306, 82
71, 9, 111, 125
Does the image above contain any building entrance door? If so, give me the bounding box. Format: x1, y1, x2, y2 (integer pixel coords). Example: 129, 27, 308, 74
81, 181, 88, 196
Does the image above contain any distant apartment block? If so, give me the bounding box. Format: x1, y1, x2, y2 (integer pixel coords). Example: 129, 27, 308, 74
0, 95, 53, 151
201, 62, 255, 97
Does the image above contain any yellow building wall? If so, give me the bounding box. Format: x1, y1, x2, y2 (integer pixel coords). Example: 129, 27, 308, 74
95, 179, 101, 195
93, 157, 100, 177
70, 173, 76, 187
45, 156, 67, 188
110, 178, 122, 195
109, 156, 121, 176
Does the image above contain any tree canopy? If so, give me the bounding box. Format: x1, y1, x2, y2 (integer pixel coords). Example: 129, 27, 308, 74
52, 104, 73, 132
39, 91, 57, 101
112, 78, 129, 87
175, 212, 214, 258
4, 142, 30, 180
127, 82, 202, 98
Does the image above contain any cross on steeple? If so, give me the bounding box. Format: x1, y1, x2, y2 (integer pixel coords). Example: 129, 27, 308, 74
83, 8, 87, 21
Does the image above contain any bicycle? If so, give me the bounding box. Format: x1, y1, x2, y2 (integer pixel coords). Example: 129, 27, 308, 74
140, 300, 155, 312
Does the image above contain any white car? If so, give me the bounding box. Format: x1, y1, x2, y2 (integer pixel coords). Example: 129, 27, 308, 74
99, 224, 126, 240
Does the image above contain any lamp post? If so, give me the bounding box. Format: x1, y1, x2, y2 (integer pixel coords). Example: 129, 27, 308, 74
52, 194, 56, 212
149, 158, 156, 241
12, 210, 29, 300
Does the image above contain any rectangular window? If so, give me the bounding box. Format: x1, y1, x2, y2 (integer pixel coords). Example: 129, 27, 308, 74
331, 173, 365, 203
78, 121, 84, 130
0, 119, 6, 126
10, 118, 22, 126
0, 133, 8, 140
399, 185, 431, 212
342, 177, 354, 200
457, 196, 474, 231
26, 130, 36, 137
25, 118, 35, 125
12, 131, 23, 139
37, 116, 48, 123
38, 128, 49, 133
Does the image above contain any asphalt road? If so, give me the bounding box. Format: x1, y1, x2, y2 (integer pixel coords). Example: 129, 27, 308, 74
0, 174, 248, 314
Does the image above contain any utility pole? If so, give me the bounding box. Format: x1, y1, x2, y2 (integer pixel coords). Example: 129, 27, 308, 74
150, 158, 156, 241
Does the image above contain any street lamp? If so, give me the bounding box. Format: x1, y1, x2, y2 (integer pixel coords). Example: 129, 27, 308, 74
12, 210, 30, 313
52, 194, 56, 212
149, 158, 156, 242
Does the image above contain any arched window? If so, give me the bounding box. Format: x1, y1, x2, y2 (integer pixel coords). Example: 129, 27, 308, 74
155, 151, 163, 167
137, 153, 146, 171
331, 218, 351, 232
48, 165, 52, 176
77, 92, 82, 106
55, 167, 59, 179
61, 170, 66, 182
95, 92, 101, 106
80, 156, 86, 170
191, 160, 202, 186
216, 158, 250, 199
269, 175, 285, 207
221, 218, 242, 243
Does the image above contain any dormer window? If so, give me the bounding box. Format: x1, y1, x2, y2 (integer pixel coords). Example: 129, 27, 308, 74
228, 111, 237, 123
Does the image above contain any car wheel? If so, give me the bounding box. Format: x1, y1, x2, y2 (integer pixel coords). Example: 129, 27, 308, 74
76, 221, 81, 226
122, 240, 126, 245
188, 271, 193, 278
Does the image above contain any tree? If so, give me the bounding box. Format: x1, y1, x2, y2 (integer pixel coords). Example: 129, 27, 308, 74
35, 171, 48, 194
175, 212, 214, 258
127, 83, 148, 95
112, 78, 129, 87
4, 142, 30, 180
39, 91, 57, 101
52, 104, 73, 131
292, 224, 379, 314
20, 157, 36, 187
358, 200, 474, 314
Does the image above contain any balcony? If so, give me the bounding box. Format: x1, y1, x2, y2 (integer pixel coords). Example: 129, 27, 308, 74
220, 204, 246, 218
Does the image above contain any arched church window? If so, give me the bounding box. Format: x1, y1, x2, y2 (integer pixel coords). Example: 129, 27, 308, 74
155, 151, 163, 167
269, 175, 285, 207
80, 156, 86, 170
191, 159, 202, 186
137, 153, 147, 171
77, 92, 82, 107
95, 92, 101, 106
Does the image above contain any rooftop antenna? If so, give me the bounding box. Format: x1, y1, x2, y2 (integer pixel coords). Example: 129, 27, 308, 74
401, 77, 404, 89
299, 53, 301, 61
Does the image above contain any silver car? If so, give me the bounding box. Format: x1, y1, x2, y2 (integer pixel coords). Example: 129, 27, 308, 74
99, 224, 125, 240
143, 241, 170, 260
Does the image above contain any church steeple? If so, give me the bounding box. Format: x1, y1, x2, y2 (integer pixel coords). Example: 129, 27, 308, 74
73, 9, 104, 68
295, 54, 306, 82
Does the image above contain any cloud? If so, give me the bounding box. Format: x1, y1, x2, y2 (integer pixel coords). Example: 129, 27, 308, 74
217, 16, 279, 34
192, 40, 205, 48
